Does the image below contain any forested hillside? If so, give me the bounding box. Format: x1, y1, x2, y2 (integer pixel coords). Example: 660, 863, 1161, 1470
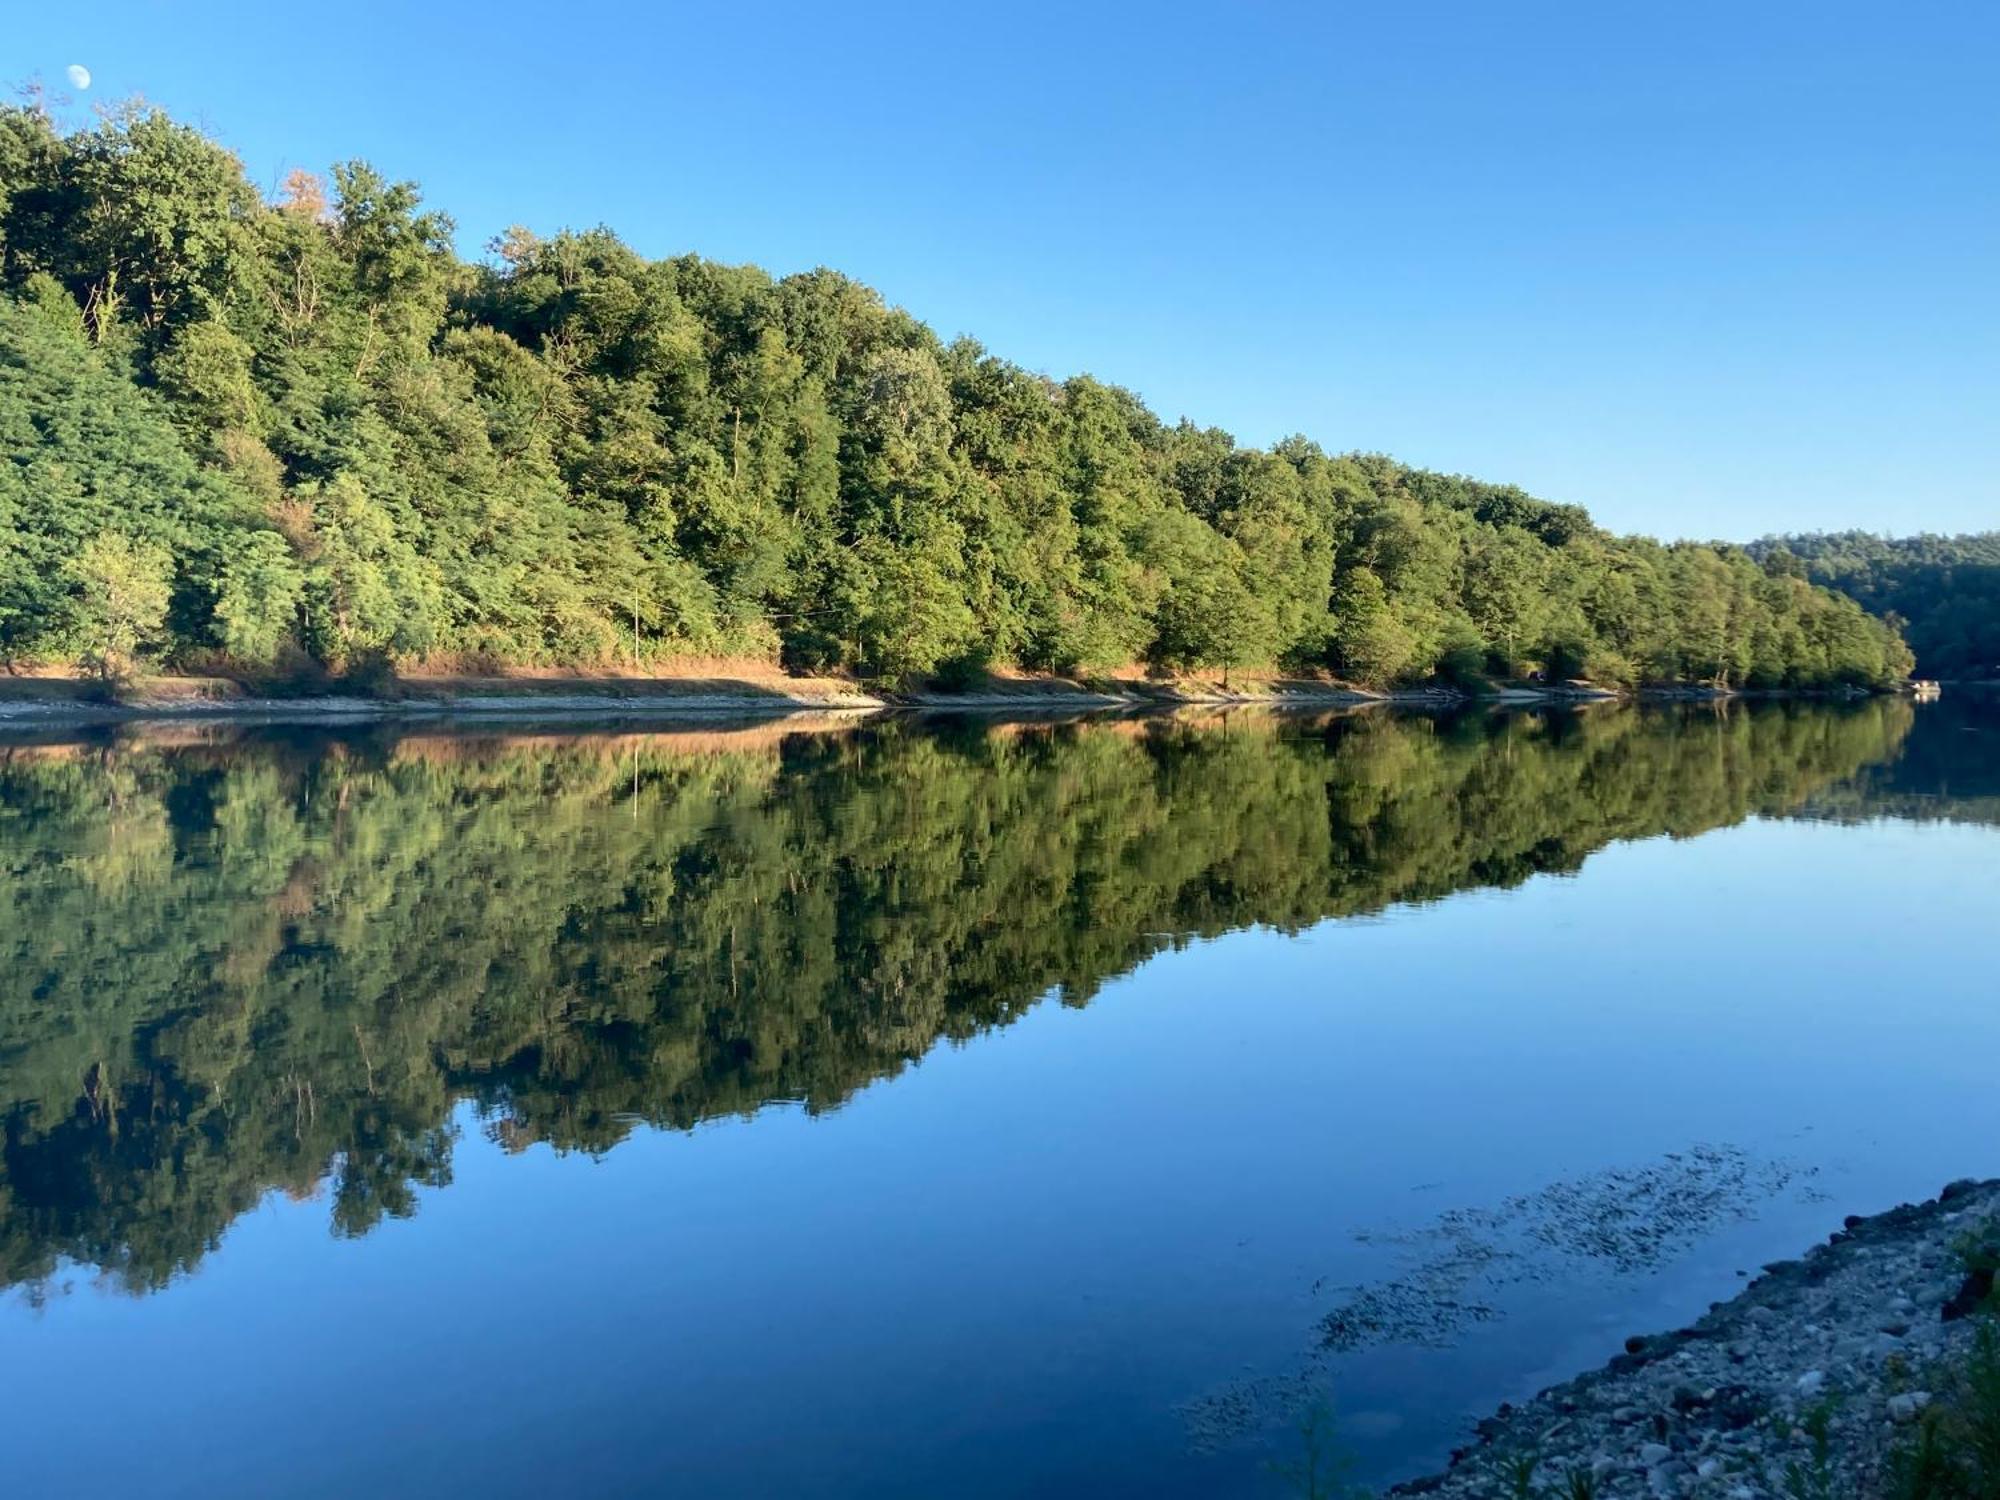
1750, 533, 2000, 680
0, 102, 1910, 688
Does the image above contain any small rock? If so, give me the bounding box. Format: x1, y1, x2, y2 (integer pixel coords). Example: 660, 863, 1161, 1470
1710, 1386, 1763, 1429
1888, 1391, 1933, 1425
1796, 1369, 1826, 1396
1639, 1441, 1672, 1465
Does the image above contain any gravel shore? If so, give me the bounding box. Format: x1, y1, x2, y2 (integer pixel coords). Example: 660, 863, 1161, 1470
1396, 1180, 2000, 1498
0, 682, 1473, 724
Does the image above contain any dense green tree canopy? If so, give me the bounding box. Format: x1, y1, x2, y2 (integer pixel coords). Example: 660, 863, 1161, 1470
0, 101, 1911, 689
1751, 532, 2000, 681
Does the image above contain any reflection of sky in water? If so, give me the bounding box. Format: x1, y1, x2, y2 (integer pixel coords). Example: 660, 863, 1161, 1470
5, 737, 1999, 1497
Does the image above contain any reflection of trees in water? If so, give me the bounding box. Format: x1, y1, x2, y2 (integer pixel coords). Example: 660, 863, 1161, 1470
0, 702, 1924, 1293
1796, 696, 2000, 825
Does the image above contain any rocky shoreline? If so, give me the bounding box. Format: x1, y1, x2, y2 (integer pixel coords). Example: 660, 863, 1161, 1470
0, 678, 1500, 723
0, 690, 875, 724
0, 672, 1877, 725
1395, 1179, 2000, 1498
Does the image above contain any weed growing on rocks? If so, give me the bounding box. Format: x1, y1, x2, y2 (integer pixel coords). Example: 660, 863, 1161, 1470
1884, 1323, 2000, 1499
1780, 1399, 1838, 1500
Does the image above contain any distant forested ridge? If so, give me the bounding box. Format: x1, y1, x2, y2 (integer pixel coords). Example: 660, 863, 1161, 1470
1749, 532, 2000, 681
0, 101, 1910, 688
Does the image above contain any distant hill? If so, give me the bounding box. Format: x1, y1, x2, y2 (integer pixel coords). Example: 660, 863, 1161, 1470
1748, 532, 2000, 679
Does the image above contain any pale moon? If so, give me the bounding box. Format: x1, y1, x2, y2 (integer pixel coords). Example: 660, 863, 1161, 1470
65, 64, 91, 91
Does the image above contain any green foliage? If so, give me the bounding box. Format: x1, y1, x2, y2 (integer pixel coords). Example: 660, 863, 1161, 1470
152, 317, 260, 433
1967, 1327, 2000, 1497
1781, 1398, 1838, 1500
0, 296, 248, 662
1752, 533, 2000, 682
213, 528, 305, 663
1436, 626, 1490, 686
1951, 1225, 2000, 1287
66, 531, 173, 676
0, 98, 1914, 687
58, 105, 259, 342
1329, 568, 1418, 687
1886, 1324, 2000, 1500
1892, 1417, 1967, 1500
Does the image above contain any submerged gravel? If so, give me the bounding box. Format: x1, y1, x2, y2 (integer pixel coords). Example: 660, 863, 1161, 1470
1395, 1179, 2000, 1498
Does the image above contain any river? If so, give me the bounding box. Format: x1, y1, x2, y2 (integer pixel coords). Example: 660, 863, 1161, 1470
1, 697, 1994, 1496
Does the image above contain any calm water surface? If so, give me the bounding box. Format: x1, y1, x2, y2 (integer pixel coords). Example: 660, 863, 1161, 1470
1, 699, 1995, 1496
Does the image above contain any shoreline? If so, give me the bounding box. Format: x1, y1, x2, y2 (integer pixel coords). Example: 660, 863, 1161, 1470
1395, 1179, 2000, 1498
0, 685, 1449, 726
0, 679, 1500, 725
0, 671, 1892, 727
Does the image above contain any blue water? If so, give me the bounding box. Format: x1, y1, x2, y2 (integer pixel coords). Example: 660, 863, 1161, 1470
0, 700, 1993, 1496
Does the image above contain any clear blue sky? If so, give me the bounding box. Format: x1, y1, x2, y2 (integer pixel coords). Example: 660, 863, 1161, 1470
12, 0, 1996, 540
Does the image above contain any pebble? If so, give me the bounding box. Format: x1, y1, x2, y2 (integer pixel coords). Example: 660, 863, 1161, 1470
1391, 1179, 2000, 1499
1887, 1391, 1932, 1425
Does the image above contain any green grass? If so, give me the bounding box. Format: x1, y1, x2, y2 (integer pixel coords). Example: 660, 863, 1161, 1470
1885, 1323, 2000, 1499
1781, 1398, 1839, 1500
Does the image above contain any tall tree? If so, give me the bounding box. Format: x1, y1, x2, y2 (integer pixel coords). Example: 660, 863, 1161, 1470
0, 99, 1915, 691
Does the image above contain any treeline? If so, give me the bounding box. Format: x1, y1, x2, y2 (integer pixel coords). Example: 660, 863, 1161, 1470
1751, 532, 2000, 680
0, 702, 1926, 1292
0, 102, 1911, 688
